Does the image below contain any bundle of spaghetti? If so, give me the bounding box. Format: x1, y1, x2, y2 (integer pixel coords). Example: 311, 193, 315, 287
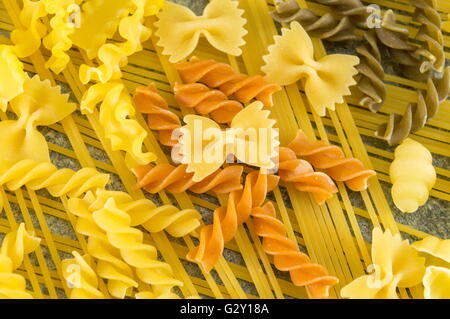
81, 82, 156, 165
187, 170, 280, 272
61, 251, 105, 299
355, 30, 386, 113
251, 202, 339, 299
0, 223, 41, 299
278, 147, 337, 204
376, 67, 450, 145
68, 191, 182, 299
288, 130, 376, 191
0, 159, 110, 198
132, 163, 244, 195
175, 56, 281, 107
173, 83, 243, 123
83, 188, 201, 238
375, 10, 426, 80
133, 83, 181, 146
409, 0, 445, 73
270, 0, 360, 42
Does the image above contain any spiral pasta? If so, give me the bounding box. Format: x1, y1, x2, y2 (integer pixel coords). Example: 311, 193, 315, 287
68, 191, 182, 298
251, 202, 339, 298
355, 31, 386, 113
410, 0, 445, 73
80, 82, 156, 165
84, 188, 201, 237
270, 0, 360, 42
278, 147, 337, 205
390, 138, 436, 213
187, 170, 280, 272
288, 130, 376, 191
132, 164, 244, 195
312, 0, 369, 28
175, 56, 281, 107
0, 159, 109, 198
376, 67, 450, 145
133, 83, 181, 147
0, 223, 41, 299
61, 251, 105, 299
174, 83, 243, 123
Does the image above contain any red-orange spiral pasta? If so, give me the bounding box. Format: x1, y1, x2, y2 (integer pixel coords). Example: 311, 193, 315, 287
278, 147, 337, 204
134, 83, 181, 146
132, 163, 244, 194
251, 202, 339, 299
187, 170, 280, 272
175, 56, 281, 107
174, 82, 243, 123
288, 130, 376, 191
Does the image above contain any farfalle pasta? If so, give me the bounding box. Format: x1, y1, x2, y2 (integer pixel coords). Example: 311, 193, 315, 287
69, 191, 183, 298
0, 223, 41, 299
0, 159, 109, 198
188, 170, 280, 272
0, 75, 76, 163
133, 83, 181, 147
62, 251, 105, 299
83, 188, 201, 237
175, 56, 281, 107
341, 227, 425, 299
178, 102, 279, 182
132, 164, 244, 195
0, 45, 26, 112
288, 130, 376, 191
81, 82, 156, 165
412, 236, 450, 299
251, 202, 339, 298
174, 83, 243, 124
261, 21, 359, 116
390, 139, 436, 213
155, 0, 247, 62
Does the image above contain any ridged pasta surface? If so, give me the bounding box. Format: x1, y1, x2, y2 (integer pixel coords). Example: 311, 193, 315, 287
251, 202, 339, 299
278, 147, 337, 204
0, 159, 109, 198
390, 138, 436, 213
288, 131, 375, 191
176, 56, 281, 107
187, 170, 280, 272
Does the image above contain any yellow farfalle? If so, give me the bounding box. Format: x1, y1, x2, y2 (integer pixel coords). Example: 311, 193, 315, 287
80, 82, 156, 165
0, 45, 26, 112
0, 75, 76, 163
79, 0, 163, 84
422, 266, 450, 299
0, 223, 41, 299
42, 0, 81, 74
155, 0, 247, 63
340, 227, 425, 299
62, 251, 105, 299
178, 101, 279, 182
10, 0, 47, 58
412, 236, 450, 299
261, 21, 359, 116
